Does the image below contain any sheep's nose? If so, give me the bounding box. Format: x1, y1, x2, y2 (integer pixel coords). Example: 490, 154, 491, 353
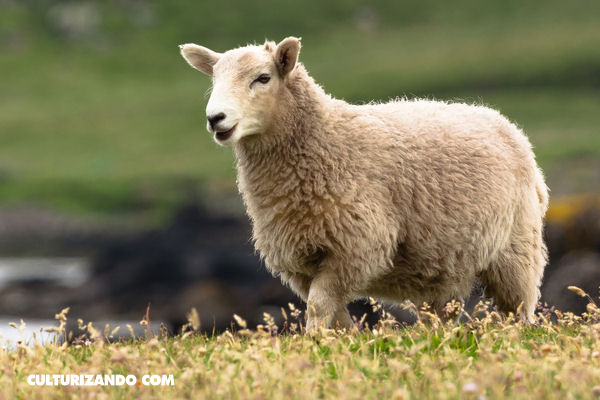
207, 113, 226, 130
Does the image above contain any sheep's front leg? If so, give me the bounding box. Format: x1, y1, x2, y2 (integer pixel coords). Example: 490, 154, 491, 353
306, 268, 351, 331
280, 271, 311, 302
332, 307, 354, 330
281, 270, 354, 331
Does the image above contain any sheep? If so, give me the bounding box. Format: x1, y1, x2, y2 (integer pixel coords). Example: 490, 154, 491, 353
179, 37, 549, 330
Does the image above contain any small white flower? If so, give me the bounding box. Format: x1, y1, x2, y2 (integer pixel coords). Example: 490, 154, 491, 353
462, 382, 478, 394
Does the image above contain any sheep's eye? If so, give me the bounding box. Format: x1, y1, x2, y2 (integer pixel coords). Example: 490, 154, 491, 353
254, 74, 271, 84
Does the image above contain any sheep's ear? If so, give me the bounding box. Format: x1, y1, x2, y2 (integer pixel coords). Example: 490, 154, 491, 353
179, 43, 221, 76
275, 37, 301, 76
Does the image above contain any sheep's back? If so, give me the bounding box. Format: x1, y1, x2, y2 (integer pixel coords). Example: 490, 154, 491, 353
339, 99, 542, 269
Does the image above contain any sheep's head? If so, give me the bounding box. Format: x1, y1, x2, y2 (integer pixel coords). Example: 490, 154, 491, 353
180, 37, 301, 146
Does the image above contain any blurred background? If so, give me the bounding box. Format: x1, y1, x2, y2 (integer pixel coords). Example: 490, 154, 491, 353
0, 0, 599, 337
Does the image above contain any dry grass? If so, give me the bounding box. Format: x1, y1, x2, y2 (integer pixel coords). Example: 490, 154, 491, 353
3, 294, 600, 399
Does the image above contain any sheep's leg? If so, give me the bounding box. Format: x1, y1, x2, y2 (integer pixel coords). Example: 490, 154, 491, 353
281, 271, 353, 330
332, 307, 354, 330
305, 268, 350, 332
481, 221, 546, 323
280, 271, 311, 302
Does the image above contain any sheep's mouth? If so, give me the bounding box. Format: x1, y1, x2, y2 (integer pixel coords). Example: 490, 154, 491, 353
214, 124, 237, 141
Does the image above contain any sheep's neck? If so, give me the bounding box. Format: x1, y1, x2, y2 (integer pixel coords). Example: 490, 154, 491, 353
235, 68, 334, 179
233, 67, 341, 207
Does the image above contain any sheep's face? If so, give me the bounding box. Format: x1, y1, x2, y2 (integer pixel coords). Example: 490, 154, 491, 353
180, 37, 301, 146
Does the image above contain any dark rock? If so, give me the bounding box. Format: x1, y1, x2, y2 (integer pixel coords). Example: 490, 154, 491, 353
1, 201, 600, 332
541, 251, 600, 314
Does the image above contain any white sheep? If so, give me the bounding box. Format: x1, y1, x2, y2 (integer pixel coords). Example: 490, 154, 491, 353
180, 37, 549, 330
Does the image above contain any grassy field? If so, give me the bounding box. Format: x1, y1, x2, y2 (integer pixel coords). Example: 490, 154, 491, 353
3, 295, 600, 399
0, 1, 599, 221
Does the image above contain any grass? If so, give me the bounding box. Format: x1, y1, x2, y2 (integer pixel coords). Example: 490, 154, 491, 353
3, 294, 600, 399
0, 1, 599, 220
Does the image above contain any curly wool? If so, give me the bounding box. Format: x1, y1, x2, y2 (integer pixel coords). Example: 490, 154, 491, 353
234, 62, 548, 320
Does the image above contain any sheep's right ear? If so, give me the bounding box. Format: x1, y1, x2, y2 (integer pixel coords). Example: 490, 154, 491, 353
179, 43, 221, 76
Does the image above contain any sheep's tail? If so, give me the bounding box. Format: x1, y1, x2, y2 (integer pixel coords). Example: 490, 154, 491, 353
534, 166, 549, 214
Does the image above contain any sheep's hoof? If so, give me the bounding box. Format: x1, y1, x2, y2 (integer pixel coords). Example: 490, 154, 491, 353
305, 317, 329, 334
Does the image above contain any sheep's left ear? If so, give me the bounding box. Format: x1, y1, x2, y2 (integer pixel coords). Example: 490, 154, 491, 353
275, 37, 301, 77
179, 43, 221, 76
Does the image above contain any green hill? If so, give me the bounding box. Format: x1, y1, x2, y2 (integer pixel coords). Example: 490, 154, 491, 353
1, 1, 599, 220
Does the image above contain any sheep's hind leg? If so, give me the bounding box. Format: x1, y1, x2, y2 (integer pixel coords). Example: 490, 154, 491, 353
481, 230, 546, 323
